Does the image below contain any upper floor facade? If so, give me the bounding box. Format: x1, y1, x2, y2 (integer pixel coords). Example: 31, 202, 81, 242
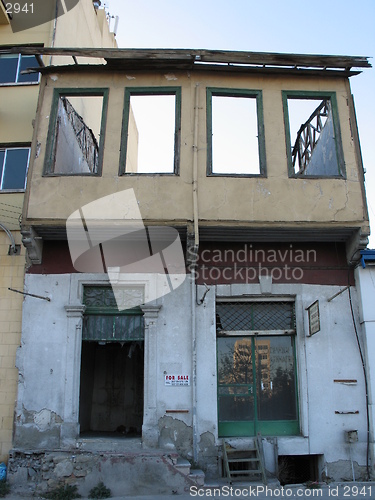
21, 49, 371, 258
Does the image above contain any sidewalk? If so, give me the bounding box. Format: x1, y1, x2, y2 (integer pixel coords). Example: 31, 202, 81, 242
3, 481, 375, 499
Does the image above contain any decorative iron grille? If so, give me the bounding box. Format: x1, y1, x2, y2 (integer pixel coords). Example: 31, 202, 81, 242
291, 99, 331, 174
83, 285, 144, 311
216, 301, 295, 332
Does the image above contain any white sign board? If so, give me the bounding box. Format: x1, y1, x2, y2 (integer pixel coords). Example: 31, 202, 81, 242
165, 374, 190, 386
307, 300, 320, 336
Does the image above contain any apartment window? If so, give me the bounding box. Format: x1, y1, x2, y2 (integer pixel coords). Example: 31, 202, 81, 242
0, 54, 40, 84
0, 146, 30, 190
44, 89, 108, 176
119, 87, 181, 174
283, 91, 344, 177
216, 300, 299, 437
207, 88, 266, 176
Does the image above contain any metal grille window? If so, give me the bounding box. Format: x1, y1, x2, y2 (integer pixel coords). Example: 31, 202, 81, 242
216, 301, 295, 333
82, 286, 144, 342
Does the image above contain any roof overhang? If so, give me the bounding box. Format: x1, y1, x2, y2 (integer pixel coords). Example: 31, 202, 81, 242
0, 47, 371, 77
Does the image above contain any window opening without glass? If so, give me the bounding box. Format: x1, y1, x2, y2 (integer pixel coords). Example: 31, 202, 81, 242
44, 89, 108, 176
207, 89, 265, 176
0, 147, 30, 190
120, 88, 181, 174
216, 301, 299, 437
0, 54, 40, 84
284, 92, 343, 177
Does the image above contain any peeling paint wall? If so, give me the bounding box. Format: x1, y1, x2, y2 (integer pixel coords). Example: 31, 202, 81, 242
25, 71, 368, 232
13, 270, 369, 481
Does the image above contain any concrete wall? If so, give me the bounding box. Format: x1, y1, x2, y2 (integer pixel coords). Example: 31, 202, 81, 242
24, 70, 368, 232
14, 272, 369, 480
355, 263, 375, 478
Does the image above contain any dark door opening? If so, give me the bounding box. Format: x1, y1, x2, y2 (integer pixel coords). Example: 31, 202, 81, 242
79, 341, 144, 437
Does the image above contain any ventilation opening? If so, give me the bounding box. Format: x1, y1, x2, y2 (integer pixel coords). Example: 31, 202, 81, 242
278, 455, 320, 485
79, 341, 144, 438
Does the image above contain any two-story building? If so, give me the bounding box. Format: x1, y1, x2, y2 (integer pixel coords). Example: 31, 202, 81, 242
7, 48, 373, 492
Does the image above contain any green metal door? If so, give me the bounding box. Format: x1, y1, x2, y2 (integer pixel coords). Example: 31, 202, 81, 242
217, 302, 299, 437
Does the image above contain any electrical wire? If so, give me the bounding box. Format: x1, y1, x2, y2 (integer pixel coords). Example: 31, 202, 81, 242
347, 264, 370, 480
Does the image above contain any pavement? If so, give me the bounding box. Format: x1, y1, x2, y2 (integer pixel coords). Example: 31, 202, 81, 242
2, 481, 375, 499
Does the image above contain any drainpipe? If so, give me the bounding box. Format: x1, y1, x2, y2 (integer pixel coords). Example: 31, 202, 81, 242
191, 83, 200, 465
49, 0, 59, 66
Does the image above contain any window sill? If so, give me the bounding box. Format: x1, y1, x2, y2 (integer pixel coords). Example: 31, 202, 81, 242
0, 189, 26, 193
120, 172, 179, 176
0, 81, 40, 87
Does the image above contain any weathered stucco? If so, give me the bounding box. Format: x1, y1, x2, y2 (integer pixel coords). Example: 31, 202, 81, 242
24, 71, 368, 231
13, 272, 369, 481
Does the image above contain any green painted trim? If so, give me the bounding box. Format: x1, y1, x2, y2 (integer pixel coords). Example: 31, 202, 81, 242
218, 420, 299, 438
206, 87, 267, 177
119, 87, 181, 175
84, 307, 143, 315
282, 90, 346, 179
43, 88, 109, 176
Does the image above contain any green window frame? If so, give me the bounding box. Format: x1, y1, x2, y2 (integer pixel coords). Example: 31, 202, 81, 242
119, 87, 181, 175
206, 88, 267, 177
282, 90, 345, 178
82, 286, 144, 342
43, 88, 109, 176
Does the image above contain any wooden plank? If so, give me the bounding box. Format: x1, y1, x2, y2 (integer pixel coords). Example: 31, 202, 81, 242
0, 46, 371, 69
33, 63, 362, 79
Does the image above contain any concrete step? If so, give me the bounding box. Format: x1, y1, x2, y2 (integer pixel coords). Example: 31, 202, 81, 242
175, 457, 191, 476
189, 469, 205, 486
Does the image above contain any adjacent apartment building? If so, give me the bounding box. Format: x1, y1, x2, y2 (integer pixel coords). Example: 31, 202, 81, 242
5, 47, 374, 489
0, 0, 117, 463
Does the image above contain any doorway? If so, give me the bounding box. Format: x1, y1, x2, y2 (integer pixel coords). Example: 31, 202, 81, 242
79, 341, 144, 436
79, 286, 145, 437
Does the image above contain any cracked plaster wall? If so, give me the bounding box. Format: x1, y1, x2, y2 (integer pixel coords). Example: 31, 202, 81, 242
25, 72, 367, 231
14, 272, 369, 478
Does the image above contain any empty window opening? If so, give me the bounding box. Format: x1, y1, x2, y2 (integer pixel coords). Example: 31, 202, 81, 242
44, 90, 108, 176
278, 455, 320, 485
286, 95, 341, 176
0, 54, 40, 84
212, 95, 259, 174
121, 90, 180, 174
53, 96, 103, 174
207, 89, 265, 176
79, 341, 144, 437
0, 147, 30, 190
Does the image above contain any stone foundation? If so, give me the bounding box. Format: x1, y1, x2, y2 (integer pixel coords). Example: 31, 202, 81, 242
7, 448, 197, 497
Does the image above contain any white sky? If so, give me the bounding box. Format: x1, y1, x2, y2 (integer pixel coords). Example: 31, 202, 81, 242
105, 0, 375, 246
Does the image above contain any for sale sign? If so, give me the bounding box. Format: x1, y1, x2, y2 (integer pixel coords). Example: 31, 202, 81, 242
165, 374, 190, 386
